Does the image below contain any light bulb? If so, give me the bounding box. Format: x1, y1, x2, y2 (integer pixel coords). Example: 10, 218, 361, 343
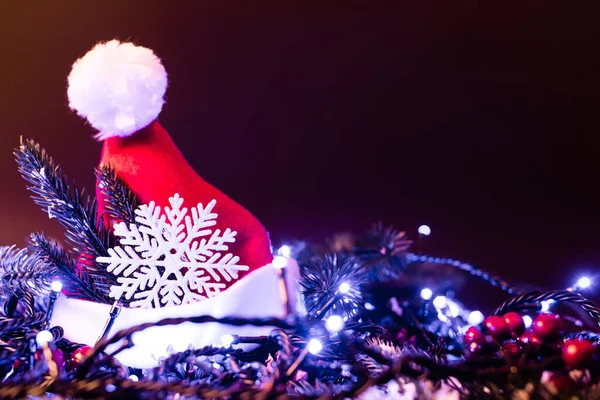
433, 296, 447, 309
278, 245, 291, 258
541, 300, 555, 312
577, 277, 591, 289
51, 280, 63, 293
221, 334, 235, 347
468, 310, 485, 326
420, 288, 433, 300
418, 225, 431, 236
307, 338, 323, 355
523, 315, 533, 328
272, 256, 288, 269
36, 330, 54, 347
338, 282, 351, 294
325, 315, 345, 333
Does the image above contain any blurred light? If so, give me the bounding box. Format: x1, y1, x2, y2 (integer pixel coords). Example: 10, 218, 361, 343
468, 310, 485, 326
221, 334, 235, 347
420, 288, 433, 300
105, 384, 117, 393
278, 245, 291, 258
523, 315, 533, 328
577, 277, 592, 289
325, 315, 345, 333
272, 256, 288, 269
36, 330, 54, 347
418, 225, 431, 236
365, 302, 375, 310
433, 296, 447, 309
338, 282, 351, 294
51, 280, 63, 293
447, 300, 460, 317
128, 375, 139, 382
541, 300, 555, 312
307, 339, 323, 355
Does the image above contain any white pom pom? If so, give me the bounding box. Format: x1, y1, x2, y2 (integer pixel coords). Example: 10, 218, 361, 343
67, 40, 168, 140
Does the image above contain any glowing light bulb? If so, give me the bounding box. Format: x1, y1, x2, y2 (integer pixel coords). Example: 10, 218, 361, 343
523, 315, 533, 328
365, 302, 375, 310
307, 338, 323, 355
272, 256, 288, 269
51, 280, 63, 293
36, 330, 54, 347
338, 282, 351, 294
221, 334, 235, 347
418, 225, 431, 236
128, 375, 139, 382
577, 277, 591, 289
420, 288, 433, 300
325, 315, 345, 333
433, 296, 447, 309
468, 310, 485, 326
541, 300, 555, 312
278, 245, 291, 258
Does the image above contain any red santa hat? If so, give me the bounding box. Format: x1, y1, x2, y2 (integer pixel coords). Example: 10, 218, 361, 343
51, 40, 300, 368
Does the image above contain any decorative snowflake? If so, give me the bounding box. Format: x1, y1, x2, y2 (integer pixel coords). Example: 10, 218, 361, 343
97, 194, 249, 308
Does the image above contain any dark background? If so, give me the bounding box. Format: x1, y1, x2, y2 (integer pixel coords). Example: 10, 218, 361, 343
1, 2, 599, 306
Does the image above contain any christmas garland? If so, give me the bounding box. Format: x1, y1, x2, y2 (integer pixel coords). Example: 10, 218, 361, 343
1, 139, 600, 399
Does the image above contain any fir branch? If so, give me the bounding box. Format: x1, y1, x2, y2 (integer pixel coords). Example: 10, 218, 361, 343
28, 233, 108, 303
354, 222, 413, 282
95, 164, 139, 225
14, 138, 117, 293
0, 246, 56, 296
300, 253, 368, 318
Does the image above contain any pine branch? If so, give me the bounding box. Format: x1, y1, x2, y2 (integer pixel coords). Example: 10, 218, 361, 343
28, 233, 109, 303
14, 138, 118, 292
95, 164, 139, 225
0, 246, 56, 296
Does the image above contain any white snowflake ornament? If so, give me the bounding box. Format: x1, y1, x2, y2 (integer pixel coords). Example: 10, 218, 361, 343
97, 194, 249, 308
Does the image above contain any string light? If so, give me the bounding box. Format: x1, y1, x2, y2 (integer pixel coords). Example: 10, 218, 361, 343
50, 281, 63, 292
325, 315, 345, 333
307, 339, 323, 355
577, 277, 591, 289
35, 330, 54, 347
420, 287, 433, 300
221, 334, 236, 347
418, 225, 431, 236
468, 310, 485, 326
433, 296, 447, 309
272, 256, 288, 269
541, 300, 555, 312
278, 245, 291, 258
44, 280, 62, 329
338, 282, 351, 294
523, 315, 533, 328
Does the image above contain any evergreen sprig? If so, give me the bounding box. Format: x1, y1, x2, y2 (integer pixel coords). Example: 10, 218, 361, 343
95, 164, 139, 225
14, 138, 117, 299
354, 222, 412, 282
28, 233, 108, 302
300, 253, 367, 317
0, 246, 55, 296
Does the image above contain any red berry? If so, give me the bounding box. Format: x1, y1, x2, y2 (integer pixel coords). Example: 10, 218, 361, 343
544, 372, 575, 394
71, 345, 94, 365
464, 326, 484, 344
518, 330, 542, 347
502, 342, 522, 358
532, 314, 562, 341
467, 340, 483, 353
503, 312, 525, 337
562, 338, 597, 369
483, 315, 511, 341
